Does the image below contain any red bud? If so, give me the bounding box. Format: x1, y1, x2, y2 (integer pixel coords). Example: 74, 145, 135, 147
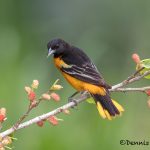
146, 90, 150, 96
37, 121, 44, 127
0, 114, 5, 122
48, 116, 58, 126
28, 91, 36, 101
132, 53, 141, 64
50, 93, 60, 102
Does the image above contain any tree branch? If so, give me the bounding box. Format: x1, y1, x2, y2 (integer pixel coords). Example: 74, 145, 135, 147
0, 70, 150, 139
110, 86, 150, 92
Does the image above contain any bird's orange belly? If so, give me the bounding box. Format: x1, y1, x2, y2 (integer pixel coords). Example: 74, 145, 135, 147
62, 72, 106, 96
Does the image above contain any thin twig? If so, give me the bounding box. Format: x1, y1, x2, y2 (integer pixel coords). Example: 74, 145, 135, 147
0, 70, 150, 138
14, 98, 43, 129
112, 70, 150, 89
110, 86, 150, 92
126, 67, 144, 81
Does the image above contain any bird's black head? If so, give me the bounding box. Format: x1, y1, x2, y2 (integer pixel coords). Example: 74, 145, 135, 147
47, 38, 70, 58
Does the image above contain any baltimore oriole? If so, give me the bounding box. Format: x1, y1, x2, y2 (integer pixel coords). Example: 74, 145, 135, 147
47, 38, 124, 120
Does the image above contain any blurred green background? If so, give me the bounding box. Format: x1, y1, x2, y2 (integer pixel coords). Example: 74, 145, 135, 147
0, 0, 150, 150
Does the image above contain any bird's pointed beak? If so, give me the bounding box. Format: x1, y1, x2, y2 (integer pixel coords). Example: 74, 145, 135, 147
47, 48, 55, 58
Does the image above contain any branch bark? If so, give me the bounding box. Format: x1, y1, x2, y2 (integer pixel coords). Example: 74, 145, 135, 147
0, 70, 150, 139
110, 86, 150, 92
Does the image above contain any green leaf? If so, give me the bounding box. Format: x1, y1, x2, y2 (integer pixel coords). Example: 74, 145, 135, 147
141, 59, 150, 68
136, 58, 150, 79
86, 97, 95, 104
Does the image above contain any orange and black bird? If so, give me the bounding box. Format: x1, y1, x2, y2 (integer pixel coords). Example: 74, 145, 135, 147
47, 38, 124, 120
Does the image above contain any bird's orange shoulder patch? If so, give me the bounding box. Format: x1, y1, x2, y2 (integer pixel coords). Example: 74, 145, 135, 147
54, 57, 71, 69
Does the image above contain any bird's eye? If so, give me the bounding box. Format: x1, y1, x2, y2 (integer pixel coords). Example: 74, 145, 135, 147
53, 44, 59, 49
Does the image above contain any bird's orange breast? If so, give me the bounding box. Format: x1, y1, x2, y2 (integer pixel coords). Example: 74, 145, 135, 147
54, 57, 106, 96
54, 57, 70, 69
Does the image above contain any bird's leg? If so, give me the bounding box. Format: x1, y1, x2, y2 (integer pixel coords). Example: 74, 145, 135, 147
80, 91, 87, 95
69, 91, 80, 99
68, 91, 82, 108
68, 91, 80, 102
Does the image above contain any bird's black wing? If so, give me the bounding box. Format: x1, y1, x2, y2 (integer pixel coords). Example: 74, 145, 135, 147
60, 47, 111, 88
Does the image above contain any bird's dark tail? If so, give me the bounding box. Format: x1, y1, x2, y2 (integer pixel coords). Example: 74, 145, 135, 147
91, 92, 124, 120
